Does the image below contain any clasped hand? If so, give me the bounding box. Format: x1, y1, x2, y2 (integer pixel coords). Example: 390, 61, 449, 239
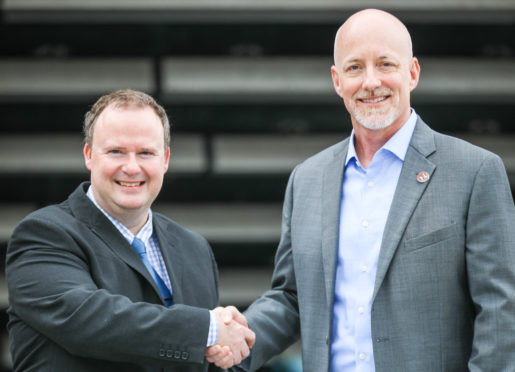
205, 306, 255, 369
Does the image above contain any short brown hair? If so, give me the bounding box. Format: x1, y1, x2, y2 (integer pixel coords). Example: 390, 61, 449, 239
83, 89, 170, 148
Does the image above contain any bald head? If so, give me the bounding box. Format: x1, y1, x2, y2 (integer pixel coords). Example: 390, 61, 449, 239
334, 9, 413, 67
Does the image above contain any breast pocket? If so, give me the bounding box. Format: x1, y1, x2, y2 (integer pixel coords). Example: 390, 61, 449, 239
404, 223, 458, 253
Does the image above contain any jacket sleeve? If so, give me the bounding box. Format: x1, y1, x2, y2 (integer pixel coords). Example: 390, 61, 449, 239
466, 154, 515, 372
239, 167, 301, 371
6, 211, 212, 367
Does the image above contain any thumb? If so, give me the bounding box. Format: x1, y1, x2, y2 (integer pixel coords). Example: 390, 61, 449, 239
226, 305, 248, 327
220, 307, 233, 324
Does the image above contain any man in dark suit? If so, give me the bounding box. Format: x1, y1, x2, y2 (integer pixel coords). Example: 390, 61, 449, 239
6, 89, 254, 372
207, 8, 515, 372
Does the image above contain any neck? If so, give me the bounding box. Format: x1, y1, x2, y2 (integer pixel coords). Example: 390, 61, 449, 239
124, 215, 148, 235
353, 134, 387, 169
352, 112, 409, 168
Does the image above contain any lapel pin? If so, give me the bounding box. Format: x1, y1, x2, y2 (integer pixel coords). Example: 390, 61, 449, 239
416, 171, 430, 183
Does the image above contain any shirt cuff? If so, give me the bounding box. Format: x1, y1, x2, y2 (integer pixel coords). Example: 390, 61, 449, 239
206, 310, 218, 347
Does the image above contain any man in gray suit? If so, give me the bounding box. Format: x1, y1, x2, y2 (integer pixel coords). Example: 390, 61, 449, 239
207, 8, 515, 371
6, 89, 254, 371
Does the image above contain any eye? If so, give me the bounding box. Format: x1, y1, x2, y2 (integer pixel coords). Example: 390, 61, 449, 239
379, 61, 397, 70
139, 151, 155, 157
109, 149, 122, 155
344, 64, 362, 75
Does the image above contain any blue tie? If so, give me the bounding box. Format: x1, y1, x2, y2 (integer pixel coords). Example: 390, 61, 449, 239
131, 237, 173, 307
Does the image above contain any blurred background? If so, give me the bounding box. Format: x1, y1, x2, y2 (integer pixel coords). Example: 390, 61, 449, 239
1, 0, 514, 371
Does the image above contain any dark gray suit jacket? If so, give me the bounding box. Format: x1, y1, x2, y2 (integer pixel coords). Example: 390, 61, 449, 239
6, 182, 220, 372
241, 118, 515, 371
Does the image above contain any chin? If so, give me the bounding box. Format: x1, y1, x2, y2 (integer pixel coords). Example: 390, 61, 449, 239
116, 199, 146, 211
359, 119, 394, 131
354, 108, 400, 131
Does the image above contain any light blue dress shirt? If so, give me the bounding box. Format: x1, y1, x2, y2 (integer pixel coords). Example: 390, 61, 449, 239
330, 110, 418, 372
86, 186, 217, 346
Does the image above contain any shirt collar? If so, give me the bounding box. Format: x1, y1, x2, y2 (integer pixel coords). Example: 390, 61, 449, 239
86, 185, 153, 243
345, 109, 418, 166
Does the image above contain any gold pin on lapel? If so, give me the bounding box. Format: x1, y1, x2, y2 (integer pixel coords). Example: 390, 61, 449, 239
416, 171, 430, 183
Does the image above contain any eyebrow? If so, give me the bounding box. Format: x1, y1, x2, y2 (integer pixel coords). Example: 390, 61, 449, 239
342, 54, 399, 64
342, 57, 361, 64
102, 144, 159, 152
377, 54, 398, 61
138, 147, 159, 153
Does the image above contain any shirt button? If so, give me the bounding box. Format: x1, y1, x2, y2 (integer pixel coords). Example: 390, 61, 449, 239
362, 220, 369, 228
361, 265, 368, 272
358, 307, 365, 314
359, 353, 366, 360
368, 181, 374, 187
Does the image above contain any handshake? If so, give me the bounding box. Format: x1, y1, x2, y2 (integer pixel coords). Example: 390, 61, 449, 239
205, 306, 256, 369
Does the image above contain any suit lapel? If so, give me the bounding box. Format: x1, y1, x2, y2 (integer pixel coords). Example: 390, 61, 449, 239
91, 214, 167, 302
322, 140, 348, 308
153, 216, 184, 304
68, 183, 167, 304
372, 119, 437, 301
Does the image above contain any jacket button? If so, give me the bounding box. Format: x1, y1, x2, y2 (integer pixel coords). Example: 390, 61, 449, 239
159, 349, 166, 357
174, 350, 182, 359
181, 351, 189, 360
166, 350, 173, 358
326, 336, 329, 345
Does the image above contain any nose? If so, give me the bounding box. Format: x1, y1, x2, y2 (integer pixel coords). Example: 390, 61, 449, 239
362, 66, 381, 91
122, 153, 140, 174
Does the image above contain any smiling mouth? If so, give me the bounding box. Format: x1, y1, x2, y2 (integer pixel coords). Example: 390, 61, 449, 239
359, 96, 389, 103
117, 181, 144, 187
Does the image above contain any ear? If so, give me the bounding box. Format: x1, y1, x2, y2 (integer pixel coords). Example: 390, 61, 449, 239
409, 57, 421, 92
83, 143, 93, 171
331, 65, 344, 98
163, 146, 170, 173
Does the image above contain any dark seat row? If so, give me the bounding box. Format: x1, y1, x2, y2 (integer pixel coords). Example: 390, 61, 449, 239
2, 58, 515, 103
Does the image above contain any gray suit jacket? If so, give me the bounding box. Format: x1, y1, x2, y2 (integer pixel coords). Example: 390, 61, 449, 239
241, 118, 515, 371
6, 182, 220, 372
